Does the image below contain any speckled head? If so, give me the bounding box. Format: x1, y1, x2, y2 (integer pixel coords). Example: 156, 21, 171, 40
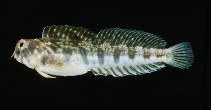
11, 39, 43, 69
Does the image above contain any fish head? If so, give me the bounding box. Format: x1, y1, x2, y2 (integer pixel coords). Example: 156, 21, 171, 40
12, 39, 43, 69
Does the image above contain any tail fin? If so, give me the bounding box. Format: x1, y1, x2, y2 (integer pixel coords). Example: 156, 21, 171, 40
167, 42, 194, 69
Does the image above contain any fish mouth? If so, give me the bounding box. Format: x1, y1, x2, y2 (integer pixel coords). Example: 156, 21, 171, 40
11, 50, 23, 64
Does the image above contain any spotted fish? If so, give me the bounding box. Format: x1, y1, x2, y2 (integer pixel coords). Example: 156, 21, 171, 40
11, 25, 194, 78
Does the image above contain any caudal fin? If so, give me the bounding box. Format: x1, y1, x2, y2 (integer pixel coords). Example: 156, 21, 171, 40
167, 42, 194, 69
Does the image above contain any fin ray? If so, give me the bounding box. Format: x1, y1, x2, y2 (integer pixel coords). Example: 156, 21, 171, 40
95, 28, 167, 48
91, 62, 166, 77
166, 42, 194, 69
42, 25, 96, 41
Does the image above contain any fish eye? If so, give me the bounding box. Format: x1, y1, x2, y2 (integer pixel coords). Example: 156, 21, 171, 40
19, 42, 24, 48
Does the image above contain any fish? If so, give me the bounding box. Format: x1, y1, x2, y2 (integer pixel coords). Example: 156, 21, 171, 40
11, 25, 194, 78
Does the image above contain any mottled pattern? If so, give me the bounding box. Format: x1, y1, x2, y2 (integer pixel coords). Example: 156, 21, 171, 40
128, 47, 136, 59
39, 39, 169, 77
12, 25, 193, 78
143, 50, 151, 59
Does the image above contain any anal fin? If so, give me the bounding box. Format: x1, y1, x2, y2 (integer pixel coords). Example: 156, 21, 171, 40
91, 62, 166, 77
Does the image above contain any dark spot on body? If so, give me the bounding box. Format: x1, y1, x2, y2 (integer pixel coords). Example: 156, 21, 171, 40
128, 47, 136, 59
41, 56, 48, 65
79, 47, 89, 64
113, 49, 123, 63
41, 55, 63, 67
143, 51, 151, 59
63, 47, 73, 54
156, 54, 164, 57
49, 45, 58, 52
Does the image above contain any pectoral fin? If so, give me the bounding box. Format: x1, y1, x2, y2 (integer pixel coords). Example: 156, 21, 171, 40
36, 70, 56, 78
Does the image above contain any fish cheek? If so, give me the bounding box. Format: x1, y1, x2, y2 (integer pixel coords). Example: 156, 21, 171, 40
28, 43, 37, 53
15, 49, 20, 55
41, 55, 58, 65
41, 56, 48, 65
41, 55, 64, 68
22, 48, 30, 58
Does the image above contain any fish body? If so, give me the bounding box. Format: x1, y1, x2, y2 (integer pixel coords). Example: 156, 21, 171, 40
12, 25, 194, 78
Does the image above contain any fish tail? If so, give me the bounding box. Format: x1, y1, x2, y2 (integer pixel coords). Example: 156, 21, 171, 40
167, 42, 194, 69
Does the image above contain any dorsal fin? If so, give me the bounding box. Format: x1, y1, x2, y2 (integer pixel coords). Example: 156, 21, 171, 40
42, 25, 96, 41
94, 28, 167, 48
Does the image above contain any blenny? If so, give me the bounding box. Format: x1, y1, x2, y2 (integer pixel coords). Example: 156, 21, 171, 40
11, 25, 194, 78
